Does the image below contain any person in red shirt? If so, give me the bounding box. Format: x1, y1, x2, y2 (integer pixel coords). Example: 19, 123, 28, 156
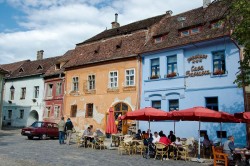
159, 133, 171, 146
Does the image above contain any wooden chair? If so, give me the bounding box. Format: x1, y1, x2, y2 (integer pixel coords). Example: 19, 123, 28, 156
93, 136, 106, 150
111, 134, 120, 147
176, 145, 189, 161
212, 146, 228, 166
75, 132, 85, 148
154, 143, 169, 161
132, 140, 145, 155
118, 141, 132, 155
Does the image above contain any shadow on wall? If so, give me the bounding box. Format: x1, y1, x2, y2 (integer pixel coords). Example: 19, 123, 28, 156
202, 101, 246, 146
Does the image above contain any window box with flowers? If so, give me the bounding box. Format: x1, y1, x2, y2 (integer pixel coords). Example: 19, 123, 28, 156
213, 70, 225, 75
166, 72, 177, 78
150, 75, 160, 80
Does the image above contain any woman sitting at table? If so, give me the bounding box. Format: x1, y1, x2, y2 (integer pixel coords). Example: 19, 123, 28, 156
141, 131, 149, 139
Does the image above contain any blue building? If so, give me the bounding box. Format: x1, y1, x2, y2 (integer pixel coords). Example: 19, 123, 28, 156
139, 2, 246, 146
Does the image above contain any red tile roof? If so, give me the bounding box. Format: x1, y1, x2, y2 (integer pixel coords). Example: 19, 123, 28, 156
0, 67, 8, 74
0, 60, 30, 74
6, 57, 61, 79
141, 1, 229, 53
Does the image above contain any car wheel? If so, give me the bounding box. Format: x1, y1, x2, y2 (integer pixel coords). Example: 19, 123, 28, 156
40, 134, 47, 140
27, 136, 33, 140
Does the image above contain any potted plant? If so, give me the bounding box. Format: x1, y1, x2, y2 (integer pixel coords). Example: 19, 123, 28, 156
150, 75, 159, 79
213, 70, 224, 75
167, 72, 177, 78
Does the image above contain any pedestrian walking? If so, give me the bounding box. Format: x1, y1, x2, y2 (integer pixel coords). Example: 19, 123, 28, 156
58, 117, 65, 144
64, 118, 74, 145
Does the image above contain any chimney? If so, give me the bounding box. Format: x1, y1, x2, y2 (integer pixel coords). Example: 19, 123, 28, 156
203, 0, 211, 8
37, 50, 44, 60
111, 13, 120, 29
165, 10, 173, 17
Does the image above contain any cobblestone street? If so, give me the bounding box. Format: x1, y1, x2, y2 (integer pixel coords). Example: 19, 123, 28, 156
0, 128, 212, 166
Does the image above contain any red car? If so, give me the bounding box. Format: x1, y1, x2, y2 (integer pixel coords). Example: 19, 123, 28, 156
21, 121, 59, 140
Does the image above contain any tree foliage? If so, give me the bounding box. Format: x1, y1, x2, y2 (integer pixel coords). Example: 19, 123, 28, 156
222, 0, 250, 87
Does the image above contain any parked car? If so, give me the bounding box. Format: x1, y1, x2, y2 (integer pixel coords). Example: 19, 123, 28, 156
21, 121, 59, 140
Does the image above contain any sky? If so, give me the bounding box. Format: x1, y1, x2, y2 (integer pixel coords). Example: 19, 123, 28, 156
0, 0, 210, 64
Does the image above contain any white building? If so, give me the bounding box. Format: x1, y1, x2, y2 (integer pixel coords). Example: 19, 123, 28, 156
1, 51, 60, 127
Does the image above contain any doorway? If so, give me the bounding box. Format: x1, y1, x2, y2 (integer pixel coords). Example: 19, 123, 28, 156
113, 102, 131, 135
27, 110, 39, 126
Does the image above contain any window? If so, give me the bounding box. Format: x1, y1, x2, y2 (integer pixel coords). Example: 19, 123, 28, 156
125, 69, 135, 86
70, 105, 77, 117
37, 65, 43, 70
213, 51, 225, 75
167, 55, 177, 76
10, 86, 15, 100
205, 97, 218, 111
56, 82, 62, 95
180, 27, 201, 36
20, 110, 24, 119
152, 100, 161, 109
45, 107, 51, 117
34, 86, 39, 98
86, 103, 93, 118
20, 87, 26, 99
72, 77, 79, 91
54, 106, 60, 118
19, 68, 24, 73
169, 99, 179, 111
55, 63, 60, 70
88, 75, 95, 90
8, 110, 12, 119
109, 71, 118, 88
151, 58, 160, 77
211, 21, 224, 29
47, 84, 53, 97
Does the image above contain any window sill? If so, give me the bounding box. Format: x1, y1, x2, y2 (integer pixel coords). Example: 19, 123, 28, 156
84, 89, 96, 94
107, 88, 119, 93
69, 91, 80, 96
145, 75, 184, 82
123, 86, 136, 92
210, 71, 228, 78
85, 116, 93, 118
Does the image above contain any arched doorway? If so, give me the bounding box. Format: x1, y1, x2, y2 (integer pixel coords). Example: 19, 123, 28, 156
113, 102, 131, 135
27, 110, 39, 126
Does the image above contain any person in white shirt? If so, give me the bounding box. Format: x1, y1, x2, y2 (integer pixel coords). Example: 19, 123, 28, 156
152, 132, 160, 143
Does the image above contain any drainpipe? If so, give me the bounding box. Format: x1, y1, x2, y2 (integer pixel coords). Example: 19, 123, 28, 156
230, 37, 249, 146
0, 78, 5, 130
136, 55, 142, 131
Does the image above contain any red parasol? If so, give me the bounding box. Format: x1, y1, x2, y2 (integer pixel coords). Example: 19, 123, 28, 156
106, 108, 117, 134
234, 112, 250, 122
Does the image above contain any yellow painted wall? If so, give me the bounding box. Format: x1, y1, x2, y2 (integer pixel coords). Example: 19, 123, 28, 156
64, 59, 139, 133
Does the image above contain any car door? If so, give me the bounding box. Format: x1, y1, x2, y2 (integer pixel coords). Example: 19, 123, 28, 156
46, 123, 54, 137
51, 123, 59, 137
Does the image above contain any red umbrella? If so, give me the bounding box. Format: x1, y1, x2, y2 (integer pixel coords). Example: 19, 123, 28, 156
171, 106, 239, 160
121, 107, 172, 121
106, 108, 117, 134
234, 112, 250, 122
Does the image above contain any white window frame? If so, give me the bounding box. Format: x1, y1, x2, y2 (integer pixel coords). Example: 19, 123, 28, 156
109, 71, 118, 88
54, 105, 60, 118
47, 84, 53, 97
56, 82, 62, 95
45, 106, 51, 117
125, 68, 135, 86
20, 87, 26, 99
72, 76, 79, 91
34, 86, 39, 98
88, 75, 95, 90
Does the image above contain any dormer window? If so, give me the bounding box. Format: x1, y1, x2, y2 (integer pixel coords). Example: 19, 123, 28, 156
19, 68, 24, 73
55, 63, 60, 70
116, 41, 122, 49
180, 26, 202, 37
153, 34, 167, 43
37, 65, 43, 70
211, 21, 224, 29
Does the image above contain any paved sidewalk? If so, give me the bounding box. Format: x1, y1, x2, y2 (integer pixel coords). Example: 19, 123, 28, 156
0, 128, 213, 166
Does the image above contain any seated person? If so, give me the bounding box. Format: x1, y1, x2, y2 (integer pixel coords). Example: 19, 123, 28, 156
82, 127, 93, 146
159, 133, 171, 146
144, 133, 153, 146
135, 129, 142, 140
174, 137, 182, 146
223, 136, 242, 164
83, 127, 91, 136
203, 134, 211, 148
141, 131, 149, 140
168, 130, 176, 143
152, 132, 160, 144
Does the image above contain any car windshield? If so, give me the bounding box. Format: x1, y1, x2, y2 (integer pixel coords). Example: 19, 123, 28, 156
31, 122, 42, 128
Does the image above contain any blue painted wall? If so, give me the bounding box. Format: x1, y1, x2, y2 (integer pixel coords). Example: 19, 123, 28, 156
140, 37, 246, 146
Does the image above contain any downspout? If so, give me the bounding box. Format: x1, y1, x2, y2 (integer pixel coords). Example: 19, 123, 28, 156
136, 55, 142, 131
0, 78, 5, 130
230, 37, 249, 145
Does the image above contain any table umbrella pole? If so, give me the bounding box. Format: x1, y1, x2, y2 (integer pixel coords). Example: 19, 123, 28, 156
174, 121, 176, 134
220, 122, 222, 146
198, 121, 201, 160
